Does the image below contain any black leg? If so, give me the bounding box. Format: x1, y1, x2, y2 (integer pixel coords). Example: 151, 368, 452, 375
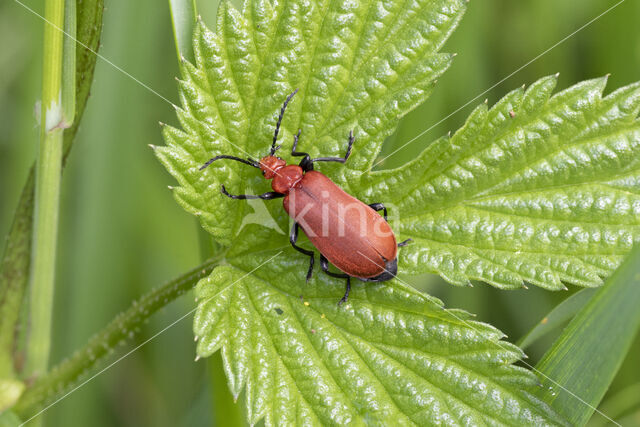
290, 222, 314, 281
368, 202, 387, 221
320, 255, 349, 279
320, 255, 352, 305
311, 130, 354, 165
221, 185, 284, 200
339, 278, 351, 306
398, 238, 413, 247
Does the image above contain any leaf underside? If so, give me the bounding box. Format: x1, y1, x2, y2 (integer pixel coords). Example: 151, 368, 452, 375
155, 0, 640, 424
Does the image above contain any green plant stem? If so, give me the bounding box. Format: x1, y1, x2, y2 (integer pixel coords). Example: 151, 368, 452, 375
14, 256, 223, 419
26, 0, 66, 380
0, 0, 103, 382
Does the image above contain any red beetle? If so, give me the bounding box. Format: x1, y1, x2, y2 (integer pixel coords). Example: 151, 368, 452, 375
201, 90, 410, 304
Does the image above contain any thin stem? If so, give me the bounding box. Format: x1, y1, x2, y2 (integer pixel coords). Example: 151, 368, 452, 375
0, 0, 103, 381
14, 255, 224, 418
26, 0, 67, 380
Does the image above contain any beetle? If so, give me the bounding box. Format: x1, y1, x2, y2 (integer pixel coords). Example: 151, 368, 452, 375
200, 90, 410, 304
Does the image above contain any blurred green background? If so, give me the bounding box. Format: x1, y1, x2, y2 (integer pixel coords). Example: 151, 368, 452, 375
1, 0, 639, 425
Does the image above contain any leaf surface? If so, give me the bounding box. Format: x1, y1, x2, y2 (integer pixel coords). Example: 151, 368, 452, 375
362, 76, 640, 289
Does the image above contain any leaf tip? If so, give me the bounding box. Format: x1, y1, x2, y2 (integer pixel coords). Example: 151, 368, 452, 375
194, 355, 201, 362
168, 185, 174, 190
148, 144, 156, 150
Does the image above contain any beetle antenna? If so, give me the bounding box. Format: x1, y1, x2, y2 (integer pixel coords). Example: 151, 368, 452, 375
199, 155, 260, 171
271, 89, 298, 156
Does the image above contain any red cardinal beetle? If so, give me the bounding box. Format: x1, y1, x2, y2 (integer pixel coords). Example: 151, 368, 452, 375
200, 90, 410, 304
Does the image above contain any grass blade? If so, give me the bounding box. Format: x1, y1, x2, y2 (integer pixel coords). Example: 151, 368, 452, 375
535, 245, 640, 425
588, 382, 640, 427
169, 0, 197, 61
518, 289, 597, 350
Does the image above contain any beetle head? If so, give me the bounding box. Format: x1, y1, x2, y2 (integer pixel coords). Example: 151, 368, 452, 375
259, 156, 286, 179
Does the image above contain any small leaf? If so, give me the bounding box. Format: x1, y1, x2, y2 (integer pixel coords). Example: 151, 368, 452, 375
534, 244, 640, 425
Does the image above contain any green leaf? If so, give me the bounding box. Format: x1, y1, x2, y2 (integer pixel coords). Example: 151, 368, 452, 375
156, 0, 463, 246
534, 244, 640, 425
517, 288, 596, 350
194, 261, 563, 425
363, 75, 640, 289
156, 0, 574, 424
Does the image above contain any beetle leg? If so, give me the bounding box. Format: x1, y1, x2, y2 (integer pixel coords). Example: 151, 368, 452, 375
319, 255, 349, 278
368, 202, 387, 221
290, 222, 315, 281
311, 130, 354, 165
291, 129, 314, 172
221, 185, 284, 200
398, 238, 413, 247
319, 255, 352, 305
339, 278, 351, 306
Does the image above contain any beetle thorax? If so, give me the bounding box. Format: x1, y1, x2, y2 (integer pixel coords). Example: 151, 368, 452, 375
259, 156, 303, 194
